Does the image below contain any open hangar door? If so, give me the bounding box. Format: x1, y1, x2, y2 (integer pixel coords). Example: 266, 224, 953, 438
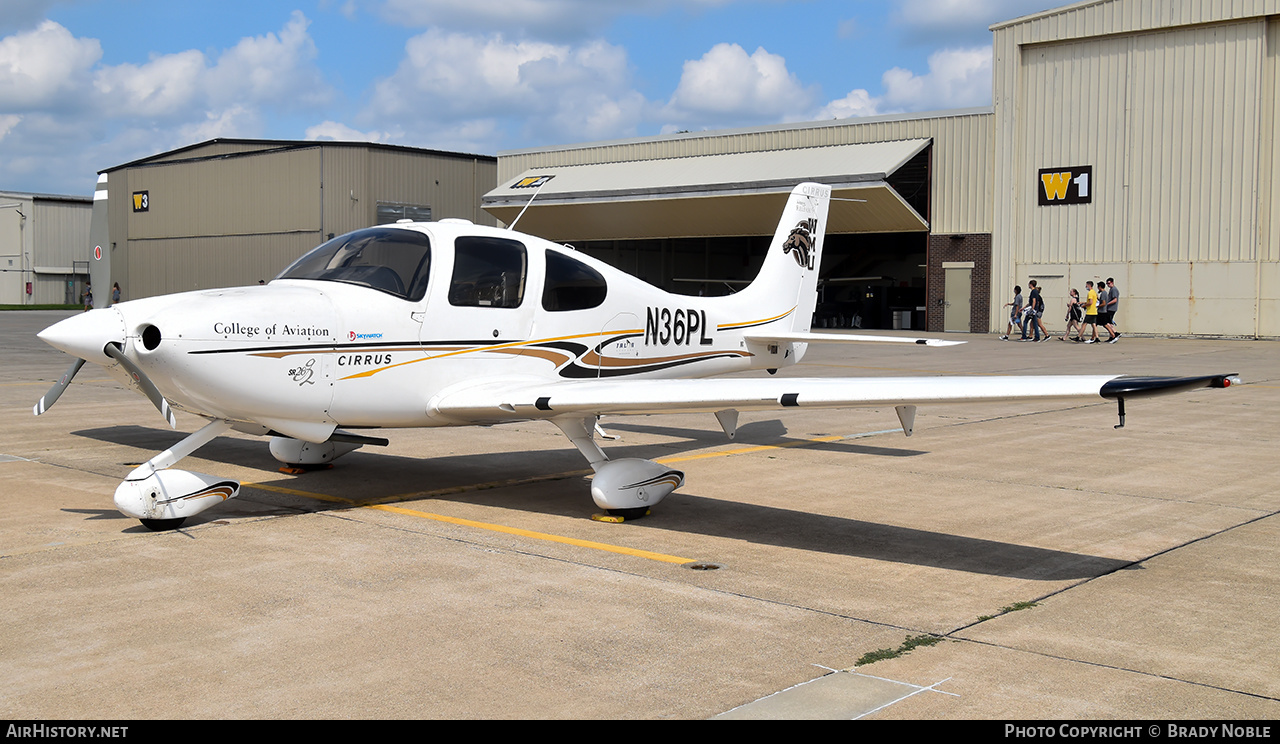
485, 140, 932, 330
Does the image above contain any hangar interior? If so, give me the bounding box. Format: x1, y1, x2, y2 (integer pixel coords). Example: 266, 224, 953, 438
485, 138, 938, 330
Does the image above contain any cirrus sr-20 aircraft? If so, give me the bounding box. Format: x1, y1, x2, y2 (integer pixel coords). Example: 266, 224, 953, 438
34, 181, 1237, 531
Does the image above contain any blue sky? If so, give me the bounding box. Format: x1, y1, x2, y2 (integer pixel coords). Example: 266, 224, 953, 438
0, 0, 1062, 196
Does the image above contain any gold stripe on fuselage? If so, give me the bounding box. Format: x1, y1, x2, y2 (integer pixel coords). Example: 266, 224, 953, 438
716, 306, 794, 331
228, 308, 785, 381
338, 329, 644, 380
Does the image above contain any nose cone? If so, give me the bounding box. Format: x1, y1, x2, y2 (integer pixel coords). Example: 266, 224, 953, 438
37, 308, 126, 363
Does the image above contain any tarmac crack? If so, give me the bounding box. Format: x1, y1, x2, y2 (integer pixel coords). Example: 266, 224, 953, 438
937, 508, 1280, 703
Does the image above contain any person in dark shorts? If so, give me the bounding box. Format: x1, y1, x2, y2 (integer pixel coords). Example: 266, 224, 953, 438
1023, 279, 1048, 341
1102, 277, 1120, 343
1081, 280, 1099, 343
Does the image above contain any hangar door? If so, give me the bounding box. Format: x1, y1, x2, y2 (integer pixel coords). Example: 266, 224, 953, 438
1015, 21, 1267, 336
484, 140, 932, 330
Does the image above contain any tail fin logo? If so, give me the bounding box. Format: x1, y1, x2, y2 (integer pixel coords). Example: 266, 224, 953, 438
783, 219, 818, 270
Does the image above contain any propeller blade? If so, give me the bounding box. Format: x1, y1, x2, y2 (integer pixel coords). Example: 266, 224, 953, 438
32, 358, 86, 416
103, 343, 177, 429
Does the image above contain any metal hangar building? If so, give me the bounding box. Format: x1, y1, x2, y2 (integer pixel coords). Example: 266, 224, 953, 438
0, 191, 92, 306
101, 139, 497, 301
485, 0, 1280, 338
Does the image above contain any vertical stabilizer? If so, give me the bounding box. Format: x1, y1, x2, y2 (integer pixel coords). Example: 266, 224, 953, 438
733, 182, 831, 333
88, 173, 111, 307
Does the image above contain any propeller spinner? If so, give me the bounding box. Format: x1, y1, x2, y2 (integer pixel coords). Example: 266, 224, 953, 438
34, 308, 176, 428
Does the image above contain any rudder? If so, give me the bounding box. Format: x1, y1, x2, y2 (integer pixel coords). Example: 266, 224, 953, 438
734, 182, 831, 333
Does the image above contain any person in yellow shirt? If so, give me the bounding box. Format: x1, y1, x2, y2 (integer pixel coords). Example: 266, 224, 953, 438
1082, 280, 1100, 343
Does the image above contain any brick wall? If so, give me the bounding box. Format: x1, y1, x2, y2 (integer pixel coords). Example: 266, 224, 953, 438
926, 233, 992, 333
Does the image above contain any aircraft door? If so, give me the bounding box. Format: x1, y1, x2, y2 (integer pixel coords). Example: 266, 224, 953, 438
420, 234, 535, 359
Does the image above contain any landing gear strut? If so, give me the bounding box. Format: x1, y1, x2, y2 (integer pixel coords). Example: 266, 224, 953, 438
553, 417, 685, 520
114, 419, 240, 530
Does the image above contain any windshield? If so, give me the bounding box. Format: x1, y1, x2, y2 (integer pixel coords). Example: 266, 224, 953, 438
276, 227, 432, 301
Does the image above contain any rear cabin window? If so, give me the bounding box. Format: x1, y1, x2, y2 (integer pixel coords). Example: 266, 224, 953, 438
543, 250, 608, 311
449, 236, 527, 308
276, 227, 432, 301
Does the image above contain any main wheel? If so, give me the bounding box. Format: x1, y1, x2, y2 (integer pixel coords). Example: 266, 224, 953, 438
139, 517, 186, 531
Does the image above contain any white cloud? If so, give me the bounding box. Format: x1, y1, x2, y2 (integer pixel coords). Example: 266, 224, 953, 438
93, 51, 205, 118
814, 89, 879, 120
305, 120, 402, 143
0, 21, 100, 111
364, 29, 648, 147
176, 105, 261, 143
816, 45, 992, 121
880, 46, 991, 110
0, 14, 337, 195
0, 113, 19, 141
663, 43, 814, 127
2, 13, 332, 125
205, 11, 333, 109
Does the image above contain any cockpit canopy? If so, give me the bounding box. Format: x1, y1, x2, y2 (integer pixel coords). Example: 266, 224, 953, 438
277, 225, 610, 311
277, 227, 432, 301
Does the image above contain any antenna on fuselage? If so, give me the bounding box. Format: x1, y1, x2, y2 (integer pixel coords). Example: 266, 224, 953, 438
506, 176, 554, 232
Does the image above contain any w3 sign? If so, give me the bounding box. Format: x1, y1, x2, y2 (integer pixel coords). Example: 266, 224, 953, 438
1037, 166, 1092, 206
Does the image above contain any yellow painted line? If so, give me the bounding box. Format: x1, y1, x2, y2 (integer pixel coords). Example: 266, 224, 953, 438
246, 482, 359, 505
240, 426, 906, 564
369, 503, 695, 564
243, 476, 694, 565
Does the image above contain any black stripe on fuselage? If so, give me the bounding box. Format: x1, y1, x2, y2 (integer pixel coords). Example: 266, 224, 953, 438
557, 353, 745, 378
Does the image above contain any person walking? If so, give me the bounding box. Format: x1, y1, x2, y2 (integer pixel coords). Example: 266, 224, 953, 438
1024, 279, 1049, 341
1001, 285, 1023, 340
1060, 288, 1084, 341
1081, 280, 1100, 343
1102, 277, 1121, 342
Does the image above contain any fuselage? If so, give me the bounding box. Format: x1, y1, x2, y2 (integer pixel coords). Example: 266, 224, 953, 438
45, 220, 808, 436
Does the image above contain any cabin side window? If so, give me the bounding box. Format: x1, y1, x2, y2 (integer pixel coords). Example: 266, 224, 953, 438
542, 249, 608, 311
449, 236, 527, 308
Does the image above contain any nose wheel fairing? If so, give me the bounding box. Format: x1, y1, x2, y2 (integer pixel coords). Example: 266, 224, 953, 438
112, 419, 240, 529
114, 470, 240, 523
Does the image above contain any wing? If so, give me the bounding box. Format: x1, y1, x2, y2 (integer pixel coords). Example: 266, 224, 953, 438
431, 373, 1238, 424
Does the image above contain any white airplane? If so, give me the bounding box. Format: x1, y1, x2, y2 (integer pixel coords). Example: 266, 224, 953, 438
35, 181, 1237, 531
